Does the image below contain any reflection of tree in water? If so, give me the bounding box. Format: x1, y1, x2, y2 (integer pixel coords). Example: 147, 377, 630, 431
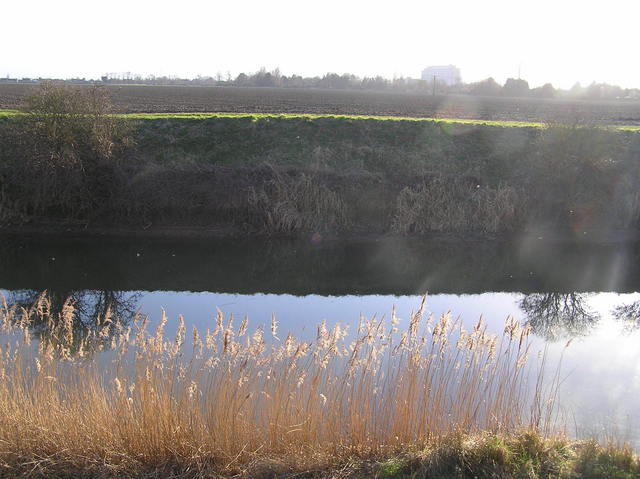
6, 290, 141, 352
519, 293, 600, 341
611, 301, 640, 333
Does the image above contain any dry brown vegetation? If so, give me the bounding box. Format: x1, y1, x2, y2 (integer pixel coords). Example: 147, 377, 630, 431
247, 171, 348, 234
0, 293, 573, 477
0, 295, 637, 478
392, 178, 518, 234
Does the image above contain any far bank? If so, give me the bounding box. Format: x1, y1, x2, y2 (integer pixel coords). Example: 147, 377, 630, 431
2, 111, 640, 238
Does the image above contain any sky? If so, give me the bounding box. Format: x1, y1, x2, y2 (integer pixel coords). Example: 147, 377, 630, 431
2, 0, 639, 89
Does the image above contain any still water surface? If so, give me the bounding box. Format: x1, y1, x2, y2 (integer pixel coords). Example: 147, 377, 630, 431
1, 235, 639, 445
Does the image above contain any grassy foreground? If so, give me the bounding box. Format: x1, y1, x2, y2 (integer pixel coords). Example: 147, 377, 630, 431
0, 295, 638, 478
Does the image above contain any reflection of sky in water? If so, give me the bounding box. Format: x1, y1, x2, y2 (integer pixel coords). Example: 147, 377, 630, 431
545, 293, 640, 445
135, 292, 523, 339
3, 236, 640, 447
133, 290, 640, 446
2, 288, 639, 446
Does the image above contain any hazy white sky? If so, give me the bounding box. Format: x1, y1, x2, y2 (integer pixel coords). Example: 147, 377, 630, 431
2, 0, 638, 89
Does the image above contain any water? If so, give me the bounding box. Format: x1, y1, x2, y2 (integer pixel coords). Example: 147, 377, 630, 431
1, 234, 639, 444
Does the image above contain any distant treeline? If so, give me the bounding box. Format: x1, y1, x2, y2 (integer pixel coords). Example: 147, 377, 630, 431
2, 68, 639, 100
103, 68, 640, 100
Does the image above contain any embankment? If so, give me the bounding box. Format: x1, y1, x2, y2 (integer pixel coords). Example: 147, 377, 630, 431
1, 113, 640, 238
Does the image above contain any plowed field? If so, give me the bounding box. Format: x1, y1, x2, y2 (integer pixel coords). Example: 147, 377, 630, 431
2, 83, 640, 125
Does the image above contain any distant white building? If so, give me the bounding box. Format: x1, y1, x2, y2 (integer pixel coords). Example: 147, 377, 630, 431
421, 65, 461, 86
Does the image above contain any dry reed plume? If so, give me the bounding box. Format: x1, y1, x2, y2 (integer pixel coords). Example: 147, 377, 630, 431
247, 171, 347, 234
392, 177, 518, 234
0, 294, 558, 477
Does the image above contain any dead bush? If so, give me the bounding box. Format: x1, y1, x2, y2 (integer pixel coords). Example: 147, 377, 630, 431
392, 176, 518, 234
247, 171, 347, 234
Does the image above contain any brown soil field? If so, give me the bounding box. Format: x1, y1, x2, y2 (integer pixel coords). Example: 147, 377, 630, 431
2, 83, 640, 124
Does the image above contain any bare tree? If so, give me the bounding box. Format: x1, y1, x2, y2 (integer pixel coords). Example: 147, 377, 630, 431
519, 293, 600, 341
611, 301, 640, 334
7, 289, 141, 353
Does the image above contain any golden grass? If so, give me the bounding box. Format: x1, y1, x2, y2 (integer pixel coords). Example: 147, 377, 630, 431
0, 294, 563, 477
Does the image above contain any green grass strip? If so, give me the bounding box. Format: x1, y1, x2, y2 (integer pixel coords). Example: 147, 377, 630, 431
0, 109, 21, 117
123, 111, 544, 128
2, 108, 640, 131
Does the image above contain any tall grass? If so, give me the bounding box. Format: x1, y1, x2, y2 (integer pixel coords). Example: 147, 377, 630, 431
392, 177, 518, 234
247, 171, 347, 234
0, 294, 566, 477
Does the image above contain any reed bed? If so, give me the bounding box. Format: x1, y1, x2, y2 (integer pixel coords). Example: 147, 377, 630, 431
0, 294, 562, 477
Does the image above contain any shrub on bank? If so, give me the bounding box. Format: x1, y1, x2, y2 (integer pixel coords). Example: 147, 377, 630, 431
0, 82, 132, 220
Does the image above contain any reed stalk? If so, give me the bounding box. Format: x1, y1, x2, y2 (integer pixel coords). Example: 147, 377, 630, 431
0, 294, 567, 476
